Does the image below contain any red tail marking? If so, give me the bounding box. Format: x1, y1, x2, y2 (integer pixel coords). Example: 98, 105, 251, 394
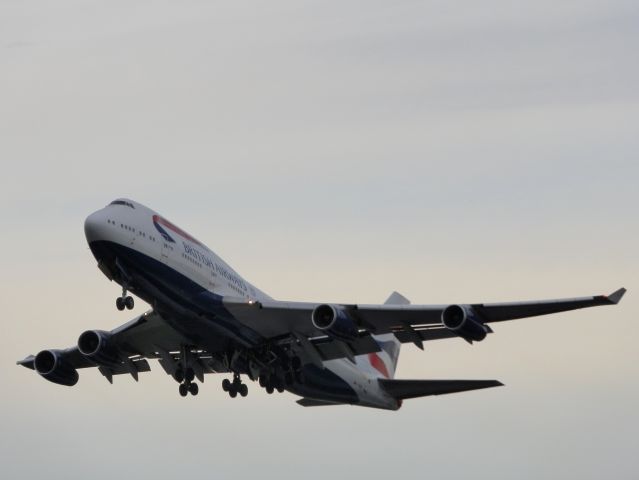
368, 353, 390, 378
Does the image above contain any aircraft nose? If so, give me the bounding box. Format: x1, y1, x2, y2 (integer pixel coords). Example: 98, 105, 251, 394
84, 210, 107, 244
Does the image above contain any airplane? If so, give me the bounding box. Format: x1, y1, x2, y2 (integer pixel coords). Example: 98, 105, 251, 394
18, 198, 626, 410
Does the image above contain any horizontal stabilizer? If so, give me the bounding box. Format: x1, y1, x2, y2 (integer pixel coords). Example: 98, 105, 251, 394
297, 398, 345, 407
379, 379, 503, 400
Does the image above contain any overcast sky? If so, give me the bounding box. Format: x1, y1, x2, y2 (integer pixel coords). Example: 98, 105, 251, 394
1, 1, 638, 478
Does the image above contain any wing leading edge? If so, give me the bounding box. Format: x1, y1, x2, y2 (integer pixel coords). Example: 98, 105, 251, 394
472, 287, 626, 322
17, 310, 192, 384
225, 288, 626, 337
223, 288, 626, 359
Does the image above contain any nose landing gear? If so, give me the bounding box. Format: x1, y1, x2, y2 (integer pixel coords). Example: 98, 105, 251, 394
116, 287, 134, 311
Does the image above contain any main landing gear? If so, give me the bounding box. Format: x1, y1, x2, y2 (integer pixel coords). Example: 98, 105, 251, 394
116, 287, 134, 311
258, 354, 303, 394
259, 374, 285, 394
222, 373, 248, 398
175, 367, 199, 397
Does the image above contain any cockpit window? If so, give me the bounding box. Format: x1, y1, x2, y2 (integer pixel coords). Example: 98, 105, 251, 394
109, 200, 135, 209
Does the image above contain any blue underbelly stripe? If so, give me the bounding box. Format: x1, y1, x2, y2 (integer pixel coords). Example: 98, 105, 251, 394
88, 240, 263, 346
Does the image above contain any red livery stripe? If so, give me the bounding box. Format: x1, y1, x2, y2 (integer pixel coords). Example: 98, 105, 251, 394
368, 353, 390, 378
153, 215, 203, 247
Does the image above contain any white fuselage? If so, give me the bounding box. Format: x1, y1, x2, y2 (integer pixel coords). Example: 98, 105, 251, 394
85, 199, 400, 409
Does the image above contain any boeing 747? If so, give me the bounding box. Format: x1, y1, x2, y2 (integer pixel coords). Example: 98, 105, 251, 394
18, 199, 626, 409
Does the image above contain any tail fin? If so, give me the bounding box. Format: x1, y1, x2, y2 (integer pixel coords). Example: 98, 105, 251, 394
367, 291, 408, 379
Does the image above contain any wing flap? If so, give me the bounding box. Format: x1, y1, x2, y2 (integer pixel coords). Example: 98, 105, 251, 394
393, 327, 459, 343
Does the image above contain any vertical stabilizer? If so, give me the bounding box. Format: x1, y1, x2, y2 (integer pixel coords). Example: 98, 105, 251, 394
384, 291, 410, 306
366, 291, 408, 379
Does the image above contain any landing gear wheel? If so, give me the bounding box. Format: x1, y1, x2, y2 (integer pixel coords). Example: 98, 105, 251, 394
239, 383, 248, 397
229, 387, 238, 398
174, 368, 185, 383
266, 385, 274, 394
276, 386, 284, 393
125, 296, 134, 310
189, 383, 199, 396
185, 368, 195, 383
116, 297, 125, 311
258, 376, 267, 388
222, 378, 231, 392
179, 384, 188, 397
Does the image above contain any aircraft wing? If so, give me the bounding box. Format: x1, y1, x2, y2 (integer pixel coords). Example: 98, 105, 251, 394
223, 288, 626, 357
17, 311, 194, 383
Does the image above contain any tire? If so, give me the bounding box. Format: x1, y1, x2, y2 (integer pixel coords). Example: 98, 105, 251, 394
116, 297, 125, 311
185, 368, 195, 383
258, 376, 267, 388
239, 384, 248, 397
229, 388, 237, 398
189, 383, 199, 396
222, 378, 231, 392
125, 296, 134, 310
276, 386, 284, 393
179, 384, 188, 397
174, 368, 185, 383
266, 385, 274, 394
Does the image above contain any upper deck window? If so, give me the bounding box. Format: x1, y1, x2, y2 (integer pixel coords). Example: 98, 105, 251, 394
109, 200, 135, 209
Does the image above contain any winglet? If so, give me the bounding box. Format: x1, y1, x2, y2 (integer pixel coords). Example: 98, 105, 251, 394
16, 355, 35, 370
606, 287, 626, 304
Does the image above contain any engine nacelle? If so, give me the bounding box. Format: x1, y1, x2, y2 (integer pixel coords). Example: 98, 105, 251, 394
311, 304, 359, 341
34, 349, 79, 386
77, 330, 121, 366
442, 305, 489, 342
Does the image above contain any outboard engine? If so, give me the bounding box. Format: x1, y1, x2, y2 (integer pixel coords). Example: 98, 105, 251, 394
442, 305, 489, 342
311, 304, 359, 341
78, 330, 121, 367
34, 349, 79, 386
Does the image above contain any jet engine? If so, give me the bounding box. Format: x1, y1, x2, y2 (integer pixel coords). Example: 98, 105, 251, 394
78, 330, 121, 366
311, 304, 359, 341
34, 349, 79, 386
442, 305, 489, 342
